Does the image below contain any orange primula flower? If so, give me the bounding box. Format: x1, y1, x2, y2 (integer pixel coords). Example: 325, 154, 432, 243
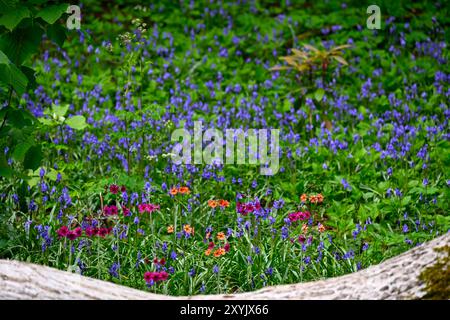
167, 225, 174, 234
213, 248, 225, 257
219, 199, 230, 208
184, 224, 192, 234
170, 187, 178, 195
300, 194, 308, 202
179, 186, 190, 194
316, 194, 324, 203
208, 200, 218, 208
309, 195, 318, 204
216, 232, 226, 241
205, 249, 212, 256
301, 224, 308, 234
318, 223, 326, 233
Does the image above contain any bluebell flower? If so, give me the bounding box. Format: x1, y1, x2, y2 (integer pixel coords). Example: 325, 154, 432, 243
341, 179, 352, 191
402, 224, 409, 233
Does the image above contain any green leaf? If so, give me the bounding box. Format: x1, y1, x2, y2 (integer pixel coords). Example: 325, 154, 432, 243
23, 145, 42, 170
0, 50, 28, 94
65, 115, 87, 130
38, 117, 53, 126
52, 104, 69, 117
282, 99, 291, 112
20, 65, 37, 90
401, 196, 411, 207
36, 3, 69, 24
314, 88, 325, 102
0, 0, 19, 11
12, 141, 33, 162
0, 154, 12, 178
0, 22, 44, 65
0, 166, 13, 178
27, 176, 40, 188
0, 5, 30, 31
7, 109, 25, 127
46, 23, 66, 47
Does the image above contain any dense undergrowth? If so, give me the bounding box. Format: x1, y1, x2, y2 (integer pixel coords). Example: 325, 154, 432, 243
0, 0, 449, 295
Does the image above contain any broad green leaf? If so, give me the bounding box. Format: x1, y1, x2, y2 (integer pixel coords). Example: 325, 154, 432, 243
0, 166, 13, 178
282, 99, 291, 112
0, 0, 19, 11
27, 176, 40, 188
0, 23, 44, 65
0, 50, 28, 94
314, 88, 325, 102
38, 117, 53, 126
23, 145, 42, 170
46, 23, 66, 47
12, 141, 33, 162
20, 65, 37, 90
52, 104, 69, 117
0, 5, 29, 31
0, 153, 12, 178
36, 3, 69, 24
8, 109, 27, 127
65, 115, 87, 130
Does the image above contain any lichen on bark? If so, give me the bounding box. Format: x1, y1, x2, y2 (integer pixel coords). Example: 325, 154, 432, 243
419, 245, 450, 300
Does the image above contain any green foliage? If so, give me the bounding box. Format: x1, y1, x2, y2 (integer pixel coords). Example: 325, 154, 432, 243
0, 1, 69, 180
0, 50, 28, 94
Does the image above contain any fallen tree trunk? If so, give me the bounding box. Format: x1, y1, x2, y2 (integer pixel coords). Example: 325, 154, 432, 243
0, 233, 448, 300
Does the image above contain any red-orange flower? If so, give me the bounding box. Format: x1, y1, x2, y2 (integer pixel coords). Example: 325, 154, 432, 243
208, 200, 218, 208
316, 193, 324, 203
300, 194, 308, 202
167, 225, 174, 234
216, 232, 226, 241
213, 248, 225, 257
179, 186, 190, 194
218, 199, 230, 208
205, 249, 212, 256
170, 187, 178, 195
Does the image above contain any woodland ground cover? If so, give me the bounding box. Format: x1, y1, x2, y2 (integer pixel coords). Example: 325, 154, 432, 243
0, 0, 449, 296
